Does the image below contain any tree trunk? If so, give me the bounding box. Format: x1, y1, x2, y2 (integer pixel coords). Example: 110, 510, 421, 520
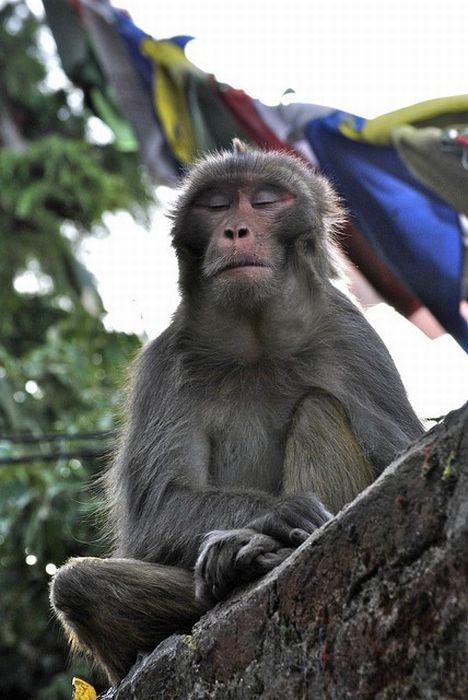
0, 105, 27, 151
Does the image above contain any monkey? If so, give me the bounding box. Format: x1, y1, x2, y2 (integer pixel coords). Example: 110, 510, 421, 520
50, 141, 423, 685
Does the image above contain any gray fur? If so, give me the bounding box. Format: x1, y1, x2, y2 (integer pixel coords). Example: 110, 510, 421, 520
50, 145, 423, 683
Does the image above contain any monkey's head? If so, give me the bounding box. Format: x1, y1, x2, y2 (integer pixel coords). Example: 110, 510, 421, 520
170, 142, 344, 310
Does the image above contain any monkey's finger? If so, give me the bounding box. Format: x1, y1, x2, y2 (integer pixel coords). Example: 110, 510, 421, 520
196, 529, 248, 581
249, 513, 295, 545
194, 575, 215, 606
196, 558, 227, 605
195, 547, 228, 603
212, 578, 231, 602
289, 528, 310, 544
279, 506, 322, 532
280, 496, 331, 529
279, 509, 326, 537
255, 548, 293, 572
206, 535, 256, 601
255, 516, 310, 547
235, 534, 280, 568
195, 543, 216, 584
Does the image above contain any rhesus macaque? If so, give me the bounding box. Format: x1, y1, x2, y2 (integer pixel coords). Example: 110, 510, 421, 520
51, 141, 423, 684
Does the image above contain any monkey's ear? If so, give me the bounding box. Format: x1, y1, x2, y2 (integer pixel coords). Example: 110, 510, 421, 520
232, 138, 249, 154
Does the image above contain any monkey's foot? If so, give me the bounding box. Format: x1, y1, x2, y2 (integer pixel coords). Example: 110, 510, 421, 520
51, 557, 203, 685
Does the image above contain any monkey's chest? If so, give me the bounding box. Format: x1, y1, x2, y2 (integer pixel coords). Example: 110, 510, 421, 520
205, 392, 297, 494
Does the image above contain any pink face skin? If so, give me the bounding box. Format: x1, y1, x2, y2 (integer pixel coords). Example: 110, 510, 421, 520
193, 182, 296, 281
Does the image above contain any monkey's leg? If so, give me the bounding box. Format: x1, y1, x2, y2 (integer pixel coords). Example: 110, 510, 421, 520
50, 557, 205, 685
283, 391, 375, 514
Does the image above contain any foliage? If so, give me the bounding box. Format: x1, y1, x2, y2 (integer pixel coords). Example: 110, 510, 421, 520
0, 2, 84, 142
0, 1, 153, 698
0, 316, 139, 699
0, 135, 152, 332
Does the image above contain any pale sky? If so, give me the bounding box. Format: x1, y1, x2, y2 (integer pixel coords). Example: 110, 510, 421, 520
129, 0, 467, 116
47, 0, 468, 419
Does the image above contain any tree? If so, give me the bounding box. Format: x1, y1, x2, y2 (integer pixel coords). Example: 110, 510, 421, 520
0, 2, 153, 697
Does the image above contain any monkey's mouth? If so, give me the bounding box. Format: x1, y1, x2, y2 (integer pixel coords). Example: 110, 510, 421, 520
217, 261, 271, 275
204, 257, 273, 279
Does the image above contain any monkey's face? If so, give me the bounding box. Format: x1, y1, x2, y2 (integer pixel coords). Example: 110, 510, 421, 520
171, 148, 344, 308
174, 179, 305, 310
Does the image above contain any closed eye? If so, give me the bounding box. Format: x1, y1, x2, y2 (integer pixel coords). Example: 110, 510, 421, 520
194, 191, 231, 211
251, 186, 285, 207
252, 199, 277, 207
206, 203, 230, 211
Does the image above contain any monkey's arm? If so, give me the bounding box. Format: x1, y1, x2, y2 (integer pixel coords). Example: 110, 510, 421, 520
114, 435, 330, 570
322, 290, 424, 475
281, 390, 375, 514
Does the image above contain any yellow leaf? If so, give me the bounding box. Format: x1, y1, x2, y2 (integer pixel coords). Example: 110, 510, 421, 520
72, 677, 97, 700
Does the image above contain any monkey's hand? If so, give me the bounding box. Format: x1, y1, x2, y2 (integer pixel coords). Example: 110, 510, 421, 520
247, 493, 332, 548
194, 528, 292, 606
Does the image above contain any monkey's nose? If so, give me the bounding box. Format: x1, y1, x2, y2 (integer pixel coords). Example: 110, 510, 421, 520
224, 227, 250, 240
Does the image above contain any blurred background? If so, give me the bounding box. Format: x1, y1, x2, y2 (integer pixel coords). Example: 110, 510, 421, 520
0, 1, 466, 697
